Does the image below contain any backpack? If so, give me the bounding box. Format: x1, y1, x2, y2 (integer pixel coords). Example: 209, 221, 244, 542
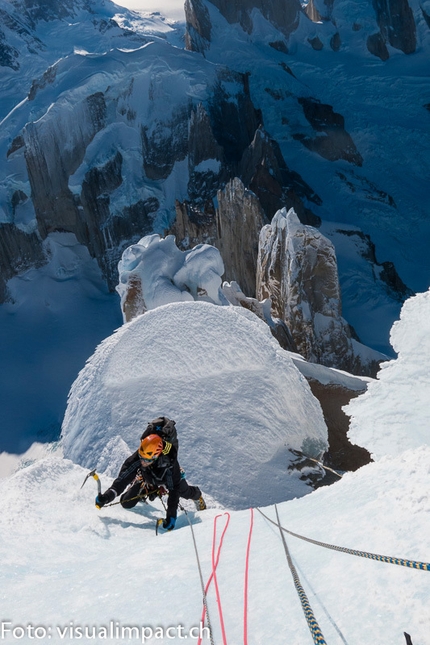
140, 416, 179, 456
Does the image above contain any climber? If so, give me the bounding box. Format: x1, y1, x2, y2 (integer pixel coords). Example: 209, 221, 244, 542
94, 416, 206, 532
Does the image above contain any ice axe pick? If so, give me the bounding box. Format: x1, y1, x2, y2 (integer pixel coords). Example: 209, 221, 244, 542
80, 468, 102, 506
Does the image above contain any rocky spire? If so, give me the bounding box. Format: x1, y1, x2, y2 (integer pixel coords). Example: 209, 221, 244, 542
257, 207, 383, 375
185, 0, 212, 53
216, 177, 267, 298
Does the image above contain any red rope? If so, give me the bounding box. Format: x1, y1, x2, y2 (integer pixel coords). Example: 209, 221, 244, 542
197, 512, 230, 645
243, 508, 254, 645
197, 509, 254, 645
212, 513, 230, 645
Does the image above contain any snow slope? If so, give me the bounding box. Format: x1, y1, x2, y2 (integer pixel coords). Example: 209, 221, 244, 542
2, 291, 430, 644
1, 444, 430, 644
119, 0, 185, 21
61, 300, 328, 508
0, 233, 122, 456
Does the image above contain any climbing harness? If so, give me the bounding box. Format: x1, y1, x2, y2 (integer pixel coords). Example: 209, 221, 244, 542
256, 507, 430, 571
274, 504, 327, 645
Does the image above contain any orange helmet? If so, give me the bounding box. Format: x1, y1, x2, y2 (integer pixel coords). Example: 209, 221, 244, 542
138, 434, 163, 463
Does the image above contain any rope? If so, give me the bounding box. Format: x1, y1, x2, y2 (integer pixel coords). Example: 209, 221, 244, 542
211, 514, 230, 645
274, 505, 327, 645
197, 513, 230, 645
257, 507, 430, 572
178, 502, 216, 645
243, 508, 254, 645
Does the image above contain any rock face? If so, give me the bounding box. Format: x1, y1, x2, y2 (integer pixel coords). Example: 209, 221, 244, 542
216, 178, 268, 298
173, 175, 315, 301
293, 98, 363, 167
305, 0, 334, 22
190, 0, 419, 60
187, 102, 226, 203
370, 0, 417, 56
207, 0, 302, 37
172, 200, 218, 250
0, 224, 46, 300
238, 127, 321, 226
256, 207, 383, 375
222, 280, 298, 351
308, 380, 371, 472
5, 53, 291, 298
24, 91, 108, 239
185, 0, 212, 53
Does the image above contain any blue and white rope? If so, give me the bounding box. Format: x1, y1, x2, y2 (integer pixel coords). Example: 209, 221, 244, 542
274, 505, 327, 645
257, 507, 430, 571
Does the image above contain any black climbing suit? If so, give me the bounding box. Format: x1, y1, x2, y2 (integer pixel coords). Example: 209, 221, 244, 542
108, 446, 201, 519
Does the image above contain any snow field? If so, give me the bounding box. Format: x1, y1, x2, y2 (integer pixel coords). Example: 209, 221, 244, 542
1, 446, 430, 644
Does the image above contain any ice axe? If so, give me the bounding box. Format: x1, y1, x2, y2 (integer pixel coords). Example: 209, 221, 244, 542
80, 468, 102, 507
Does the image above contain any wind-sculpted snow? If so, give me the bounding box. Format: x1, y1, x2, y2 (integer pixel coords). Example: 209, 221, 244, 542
345, 289, 430, 459
61, 301, 328, 508
116, 234, 227, 320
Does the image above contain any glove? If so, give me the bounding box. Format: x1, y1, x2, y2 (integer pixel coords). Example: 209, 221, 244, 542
95, 489, 115, 509
162, 516, 176, 531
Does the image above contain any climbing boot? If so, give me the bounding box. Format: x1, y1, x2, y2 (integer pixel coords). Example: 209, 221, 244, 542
194, 495, 207, 511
